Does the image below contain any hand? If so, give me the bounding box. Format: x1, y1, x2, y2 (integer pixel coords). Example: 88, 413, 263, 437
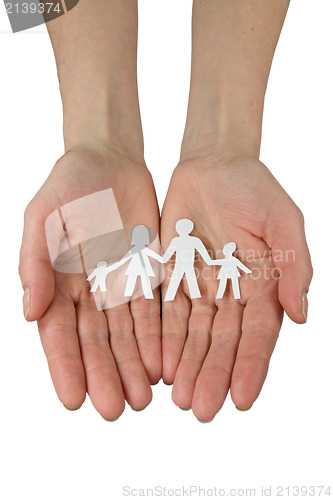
161, 155, 312, 421
19, 147, 161, 420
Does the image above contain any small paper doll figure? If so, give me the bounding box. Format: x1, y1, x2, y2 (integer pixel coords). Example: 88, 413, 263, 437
163, 219, 213, 301
87, 261, 112, 292
121, 225, 164, 299
212, 242, 252, 300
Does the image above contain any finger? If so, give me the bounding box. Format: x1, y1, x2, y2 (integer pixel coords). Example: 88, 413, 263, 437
172, 300, 215, 410
161, 289, 191, 385
76, 299, 125, 421
266, 203, 313, 324
38, 291, 86, 411
230, 289, 283, 410
130, 294, 162, 385
105, 303, 152, 411
192, 302, 243, 422
19, 201, 55, 321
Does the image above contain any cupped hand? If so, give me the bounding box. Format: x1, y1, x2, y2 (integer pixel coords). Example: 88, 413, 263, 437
19, 147, 161, 420
161, 155, 312, 421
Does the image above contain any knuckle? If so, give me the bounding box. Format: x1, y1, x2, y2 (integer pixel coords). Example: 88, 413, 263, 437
307, 260, 314, 284
23, 199, 37, 222
18, 259, 25, 277
293, 205, 305, 225
18, 245, 30, 279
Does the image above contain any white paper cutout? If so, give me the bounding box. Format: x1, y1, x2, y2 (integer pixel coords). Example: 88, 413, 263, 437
122, 225, 164, 299
87, 225, 164, 300
212, 242, 252, 300
86, 260, 123, 292
86, 219, 252, 303
163, 219, 213, 301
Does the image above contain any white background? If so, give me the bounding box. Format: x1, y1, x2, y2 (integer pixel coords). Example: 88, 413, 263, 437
0, 1, 332, 499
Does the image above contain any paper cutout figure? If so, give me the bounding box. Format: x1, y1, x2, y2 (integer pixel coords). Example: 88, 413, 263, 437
87, 225, 164, 300
121, 225, 164, 299
163, 219, 213, 301
86, 260, 122, 292
86, 220, 252, 304
212, 242, 252, 300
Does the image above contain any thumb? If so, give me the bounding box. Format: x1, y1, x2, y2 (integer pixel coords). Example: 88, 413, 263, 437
19, 201, 55, 321
266, 203, 313, 324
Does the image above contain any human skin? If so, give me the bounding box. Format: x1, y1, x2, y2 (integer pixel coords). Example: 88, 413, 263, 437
19, 0, 161, 420
161, 0, 313, 421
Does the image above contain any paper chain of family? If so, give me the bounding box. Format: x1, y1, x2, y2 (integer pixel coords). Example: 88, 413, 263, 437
87, 219, 252, 301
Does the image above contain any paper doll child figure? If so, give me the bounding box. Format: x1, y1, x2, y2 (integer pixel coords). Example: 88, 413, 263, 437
87, 259, 125, 292
163, 219, 213, 301
87, 261, 110, 292
213, 242, 252, 300
119, 225, 164, 299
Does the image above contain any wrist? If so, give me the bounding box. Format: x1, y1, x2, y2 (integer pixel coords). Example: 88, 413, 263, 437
62, 84, 144, 164
180, 92, 264, 163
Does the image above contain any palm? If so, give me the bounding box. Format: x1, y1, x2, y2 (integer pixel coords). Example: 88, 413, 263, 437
21, 148, 161, 420
161, 156, 306, 421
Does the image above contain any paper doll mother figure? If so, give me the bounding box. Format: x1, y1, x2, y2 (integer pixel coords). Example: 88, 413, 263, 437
87, 226, 164, 299
213, 242, 252, 300
87, 225, 164, 300
121, 225, 164, 299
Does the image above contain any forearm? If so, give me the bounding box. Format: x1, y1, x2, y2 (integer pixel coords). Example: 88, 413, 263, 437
46, 0, 143, 161
181, 0, 290, 161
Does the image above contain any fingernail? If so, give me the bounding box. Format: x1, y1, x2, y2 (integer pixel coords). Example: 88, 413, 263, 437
197, 416, 215, 423
23, 287, 30, 320
236, 404, 253, 412
180, 407, 191, 411
63, 404, 82, 412
302, 292, 308, 322
103, 417, 119, 422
